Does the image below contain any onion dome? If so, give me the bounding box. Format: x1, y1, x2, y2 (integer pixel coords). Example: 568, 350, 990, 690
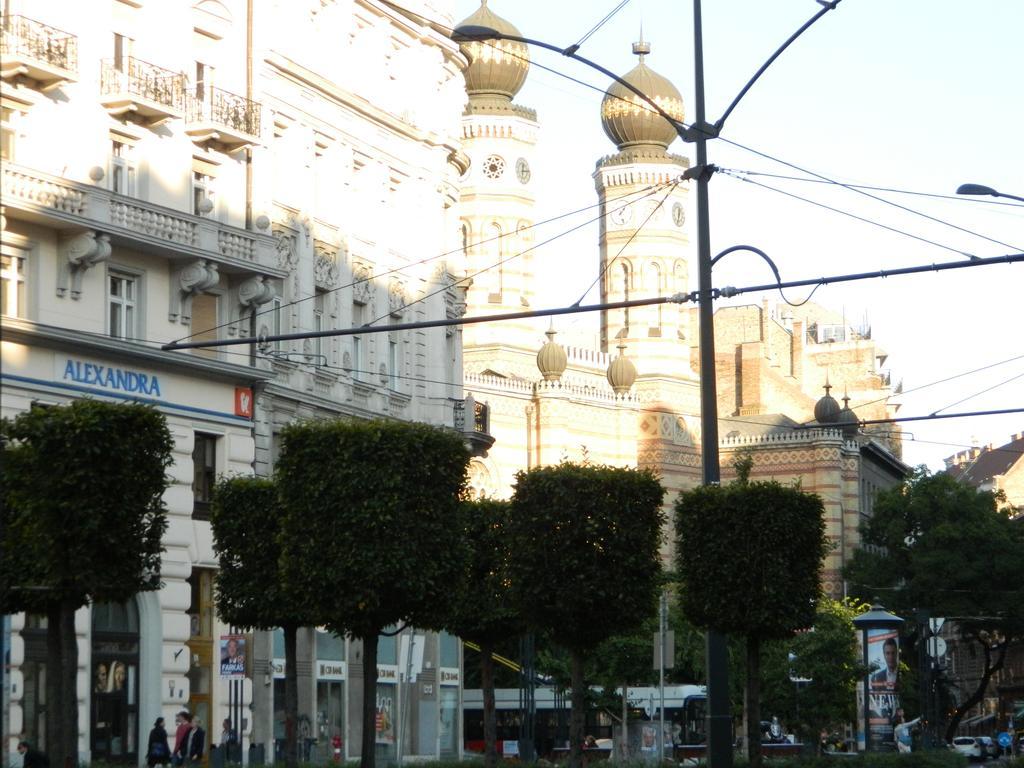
600, 38, 685, 153
837, 394, 859, 438
813, 381, 841, 424
536, 327, 567, 382
456, 1, 530, 102
606, 342, 637, 394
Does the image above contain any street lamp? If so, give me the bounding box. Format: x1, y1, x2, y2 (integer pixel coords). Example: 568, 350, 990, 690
956, 183, 1024, 203
453, 4, 842, 767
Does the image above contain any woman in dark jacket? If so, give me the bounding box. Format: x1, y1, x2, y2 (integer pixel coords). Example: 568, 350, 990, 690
147, 717, 171, 767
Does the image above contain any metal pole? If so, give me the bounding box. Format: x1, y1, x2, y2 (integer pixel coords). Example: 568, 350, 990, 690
659, 591, 667, 763
692, 1, 731, 766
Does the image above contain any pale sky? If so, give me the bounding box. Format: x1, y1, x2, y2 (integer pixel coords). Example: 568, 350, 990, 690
452, 0, 1024, 473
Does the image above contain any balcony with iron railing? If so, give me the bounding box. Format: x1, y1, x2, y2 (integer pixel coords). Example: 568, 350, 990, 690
99, 57, 187, 125
185, 86, 261, 151
453, 395, 494, 457
0, 15, 78, 89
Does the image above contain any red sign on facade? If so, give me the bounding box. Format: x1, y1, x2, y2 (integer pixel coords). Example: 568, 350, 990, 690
235, 387, 253, 418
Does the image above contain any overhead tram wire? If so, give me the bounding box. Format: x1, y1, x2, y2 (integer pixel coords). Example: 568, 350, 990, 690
720, 169, 1024, 208
567, 0, 633, 55
361, 182, 677, 328
386, 2, 1015, 264
720, 170, 984, 259
162, 250, 1023, 352
718, 138, 1024, 254
928, 370, 1024, 416
171, 178, 674, 344
577, 179, 679, 305
849, 352, 1024, 415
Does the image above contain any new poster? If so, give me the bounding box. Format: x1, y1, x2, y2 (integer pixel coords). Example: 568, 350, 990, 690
866, 628, 900, 749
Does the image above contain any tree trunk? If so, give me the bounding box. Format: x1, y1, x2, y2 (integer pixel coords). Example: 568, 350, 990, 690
45, 602, 64, 765
59, 601, 78, 768
746, 635, 761, 768
480, 640, 498, 768
621, 678, 629, 760
568, 649, 586, 768
283, 623, 299, 768
360, 632, 380, 768
944, 637, 1007, 742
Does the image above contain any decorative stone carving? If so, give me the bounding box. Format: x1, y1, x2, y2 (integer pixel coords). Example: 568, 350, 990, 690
169, 259, 220, 324
352, 262, 374, 305
229, 274, 277, 336
314, 241, 340, 287
273, 228, 299, 271
388, 278, 407, 317
57, 230, 112, 299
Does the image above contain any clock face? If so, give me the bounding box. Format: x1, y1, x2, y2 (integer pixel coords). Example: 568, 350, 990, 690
516, 157, 531, 184
610, 205, 633, 226
672, 202, 685, 227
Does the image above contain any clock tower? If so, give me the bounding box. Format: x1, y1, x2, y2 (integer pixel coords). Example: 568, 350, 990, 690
595, 39, 693, 376
455, 0, 540, 363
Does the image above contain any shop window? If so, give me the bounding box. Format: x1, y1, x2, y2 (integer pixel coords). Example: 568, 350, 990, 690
91, 599, 140, 762
107, 269, 138, 340
1, 245, 27, 318
192, 433, 218, 520
186, 569, 215, 734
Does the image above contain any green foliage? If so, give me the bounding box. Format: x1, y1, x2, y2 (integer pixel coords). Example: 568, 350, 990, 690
844, 470, 1024, 737
506, 462, 666, 650
446, 498, 523, 645
276, 417, 470, 638
845, 471, 1024, 625
760, 598, 868, 743
0, 400, 173, 611
673, 480, 829, 639
728, 751, 967, 768
211, 476, 314, 630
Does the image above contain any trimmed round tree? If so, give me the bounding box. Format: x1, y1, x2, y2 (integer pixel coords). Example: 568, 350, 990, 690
446, 498, 523, 768
507, 462, 665, 768
211, 476, 317, 768
674, 476, 828, 768
276, 418, 470, 768
1, 400, 173, 768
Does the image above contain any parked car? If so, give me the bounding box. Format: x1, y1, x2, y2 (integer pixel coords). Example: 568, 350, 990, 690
977, 736, 998, 759
952, 736, 983, 761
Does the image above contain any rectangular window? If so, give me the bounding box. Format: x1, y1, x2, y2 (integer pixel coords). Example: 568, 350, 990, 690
193, 170, 215, 216
314, 291, 325, 364
107, 270, 137, 340
113, 32, 134, 71
1, 106, 15, 161
190, 293, 220, 360
195, 60, 214, 101
270, 296, 283, 353
110, 139, 136, 196
191, 433, 217, 520
351, 301, 364, 381
388, 337, 398, 390
1, 248, 27, 318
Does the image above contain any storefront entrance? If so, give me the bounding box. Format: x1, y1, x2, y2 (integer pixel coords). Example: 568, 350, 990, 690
91, 600, 140, 762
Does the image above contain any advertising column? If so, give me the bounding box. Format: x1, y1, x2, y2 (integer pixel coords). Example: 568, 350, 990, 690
852, 606, 904, 753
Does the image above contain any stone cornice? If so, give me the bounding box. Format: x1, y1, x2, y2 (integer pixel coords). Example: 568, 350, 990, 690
264, 52, 459, 155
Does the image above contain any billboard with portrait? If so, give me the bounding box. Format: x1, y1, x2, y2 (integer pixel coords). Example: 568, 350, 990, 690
220, 634, 246, 678
866, 629, 900, 749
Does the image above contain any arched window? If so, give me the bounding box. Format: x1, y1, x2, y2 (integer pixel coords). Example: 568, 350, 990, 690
487, 222, 502, 302
91, 599, 141, 762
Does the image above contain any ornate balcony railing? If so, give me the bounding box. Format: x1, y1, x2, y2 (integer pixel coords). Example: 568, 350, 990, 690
100, 57, 187, 119
0, 15, 78, 83
186, 87, 261, 148
2, 161, 282, 277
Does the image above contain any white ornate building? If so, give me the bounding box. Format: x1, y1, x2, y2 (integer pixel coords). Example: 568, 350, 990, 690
2, 0, 475, 764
